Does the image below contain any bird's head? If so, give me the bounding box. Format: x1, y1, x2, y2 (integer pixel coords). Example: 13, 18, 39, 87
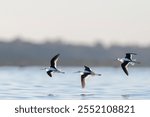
115, 58, 123, 63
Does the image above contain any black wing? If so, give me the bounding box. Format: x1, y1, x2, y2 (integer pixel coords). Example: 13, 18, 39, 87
125, 53, 137, 60
50, 54, 60, 68
127, 53, 137, 55
84, 66, 92, 72
125, 53, 131, 60
47, 71, 52, 77
121, 61, 129, 76
81, 73, 90, 88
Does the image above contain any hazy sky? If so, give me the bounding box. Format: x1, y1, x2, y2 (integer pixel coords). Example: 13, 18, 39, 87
0, 0, 150, 46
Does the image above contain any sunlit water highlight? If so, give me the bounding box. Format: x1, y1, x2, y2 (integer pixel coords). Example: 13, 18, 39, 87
0, 67, 150, 100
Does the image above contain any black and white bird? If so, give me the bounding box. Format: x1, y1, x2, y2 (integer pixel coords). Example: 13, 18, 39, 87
75, 66, 101, 88
42, 54, 64, 77
117, 53, 140, 76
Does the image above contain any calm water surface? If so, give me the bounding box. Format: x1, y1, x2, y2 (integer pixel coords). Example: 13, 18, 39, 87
0, 67, 150, 100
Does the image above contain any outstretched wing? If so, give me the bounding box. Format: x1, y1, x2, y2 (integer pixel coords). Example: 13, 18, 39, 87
84, 66, 92, 72
50, 54, 60, 68
81, 73, 90, 88
121, 61, 129, 76
125, 53, 131, 60
125, 53, 137, 60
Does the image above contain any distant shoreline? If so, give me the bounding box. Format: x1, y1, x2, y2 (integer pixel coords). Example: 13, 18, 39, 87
0, 39, 150, 66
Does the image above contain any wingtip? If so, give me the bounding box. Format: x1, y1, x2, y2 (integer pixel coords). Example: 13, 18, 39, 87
126, 52, 137, 55
125, 72, 129, 76
84, 65, 88, 68
56, 53, 60, 56
48, 74, 53, 77
52, 54, 60, 58
124, 72, 129, 76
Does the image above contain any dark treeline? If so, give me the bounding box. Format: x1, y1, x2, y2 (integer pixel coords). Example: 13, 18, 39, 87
0, 39, 149, 66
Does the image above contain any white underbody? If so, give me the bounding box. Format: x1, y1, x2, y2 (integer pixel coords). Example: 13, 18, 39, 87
46, 67, 64, 73
117, 58, 136, 66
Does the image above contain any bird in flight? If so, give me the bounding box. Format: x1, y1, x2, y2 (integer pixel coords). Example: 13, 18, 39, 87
117, 53, 140, 76
75, 66, 101, 88
42, 54, 64, 77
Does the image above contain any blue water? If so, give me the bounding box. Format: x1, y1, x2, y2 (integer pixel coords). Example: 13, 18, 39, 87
0, 67, 150, 100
